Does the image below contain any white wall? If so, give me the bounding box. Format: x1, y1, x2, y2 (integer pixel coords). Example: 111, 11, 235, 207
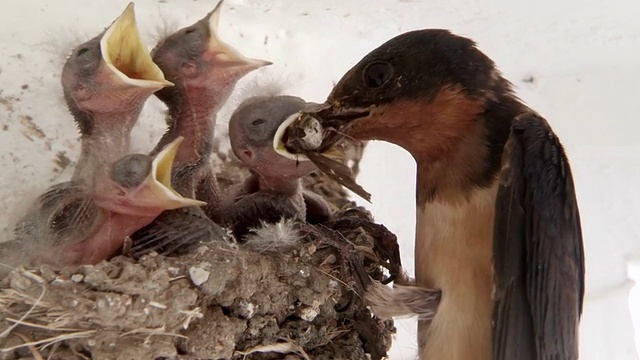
0, 0, 638, 358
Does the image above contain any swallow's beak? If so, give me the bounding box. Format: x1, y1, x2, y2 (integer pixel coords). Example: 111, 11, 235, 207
147, 137, 206, 209
273, 113, 314, 162
101, 2, 173, 90
273, 109, 372, 202
278, 101, 371, 157
205, 0, 272, 75
273, 112, 344, 161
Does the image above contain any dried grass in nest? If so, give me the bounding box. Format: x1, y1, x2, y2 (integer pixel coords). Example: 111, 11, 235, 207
0, 153, 401, 360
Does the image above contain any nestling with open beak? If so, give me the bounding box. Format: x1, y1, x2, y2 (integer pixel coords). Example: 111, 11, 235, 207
6, 137, 204, 270
281, 29, 584, 360
149, 0, 271, 211
3, 3, 179, 272
129, 1, 269, 256
218, 95, 333, 239
62, 3, 172, 182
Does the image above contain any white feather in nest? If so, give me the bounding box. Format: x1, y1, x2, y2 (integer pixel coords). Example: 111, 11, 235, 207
244, 218, 302, 253
365, 280, 441, 321
0, 213, 400, 359
0, 3, 433, 360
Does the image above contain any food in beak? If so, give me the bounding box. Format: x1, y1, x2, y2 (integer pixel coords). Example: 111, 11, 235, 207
273, 113, 316, 162
274, 113, 372, 202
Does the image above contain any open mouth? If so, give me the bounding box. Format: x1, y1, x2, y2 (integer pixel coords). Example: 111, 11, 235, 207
205, 0, 273, 71
273, 113, 315, 162
272, 108, 373, 202
273, 113, 346, 162
273, 107, 372, 160
149, 136, 206, 208
101, 3, 173, 88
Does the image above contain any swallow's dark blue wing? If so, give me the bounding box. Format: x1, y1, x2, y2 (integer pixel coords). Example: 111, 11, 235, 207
492, 112, 585, 360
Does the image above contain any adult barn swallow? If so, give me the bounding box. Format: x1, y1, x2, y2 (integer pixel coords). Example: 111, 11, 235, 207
281, 29, 584, 360
220, 95, 332, 239
9, 137, 203, 268
149, 0, 271, 213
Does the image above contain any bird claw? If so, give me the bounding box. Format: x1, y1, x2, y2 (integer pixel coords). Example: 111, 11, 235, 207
320, 206, 403, 285
121, 236, 133, 256
296, 205, 403, 314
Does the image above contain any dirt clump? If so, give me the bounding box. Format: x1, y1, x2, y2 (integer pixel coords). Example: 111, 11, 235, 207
0, 153, 400, 360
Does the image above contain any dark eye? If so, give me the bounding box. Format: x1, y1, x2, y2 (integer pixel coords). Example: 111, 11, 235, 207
185, 28, 196, 35
362, 61, 393, 88
77, 47, 89, 56
110, 154, 152, 189
252, 118, 266, 126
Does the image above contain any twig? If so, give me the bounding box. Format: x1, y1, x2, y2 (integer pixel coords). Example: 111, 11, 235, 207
120, 326, 187, 339
235, 338, 310, 360
0, 269, 46, 339
1, 330, 96, 352
13, 332, 45, 360
5, 318, 84, 332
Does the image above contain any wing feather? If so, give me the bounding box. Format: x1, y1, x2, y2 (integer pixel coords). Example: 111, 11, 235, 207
492, 112, 585, 360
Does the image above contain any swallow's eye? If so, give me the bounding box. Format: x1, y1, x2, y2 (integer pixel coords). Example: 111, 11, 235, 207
362, 61, 393, 89
77, 47, 90, 57
252, 118, 266, 126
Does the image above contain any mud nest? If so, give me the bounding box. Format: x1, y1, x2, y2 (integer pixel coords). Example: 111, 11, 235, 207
0, 151, 401, 360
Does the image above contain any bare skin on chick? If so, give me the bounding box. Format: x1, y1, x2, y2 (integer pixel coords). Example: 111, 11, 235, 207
220, 95, 332, 239
7, 138, 203, 270
128, 1, 269, 256
149, 0, 271, 210
3, 4, 177, 273
62, 3, 172, 182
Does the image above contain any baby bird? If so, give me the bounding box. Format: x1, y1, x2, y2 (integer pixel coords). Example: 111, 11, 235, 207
219, 95, 332, 239
3, 3, 177, 273
149, 0, 271, 211
129, 1, 269, 256
63, 3, 172, 182
6, 137, 203, 270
